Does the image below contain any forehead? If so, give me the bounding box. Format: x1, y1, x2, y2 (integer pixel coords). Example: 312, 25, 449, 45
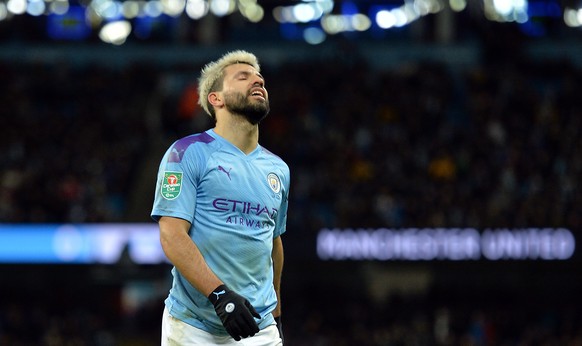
224, 63, 262, 78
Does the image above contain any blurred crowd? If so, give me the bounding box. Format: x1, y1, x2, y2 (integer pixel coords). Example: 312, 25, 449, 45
1, 44, 582, 344
265, 56, 582, 232
283, 288, 582, 346
2, 274, 581, 346
0, 62, 156, 223
2, 51, 581, 230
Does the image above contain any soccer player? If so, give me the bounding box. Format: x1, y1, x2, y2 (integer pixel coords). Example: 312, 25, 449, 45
151, 50, 289, 345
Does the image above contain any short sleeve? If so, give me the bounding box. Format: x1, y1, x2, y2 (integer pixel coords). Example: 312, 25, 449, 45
151, 142, 199, 223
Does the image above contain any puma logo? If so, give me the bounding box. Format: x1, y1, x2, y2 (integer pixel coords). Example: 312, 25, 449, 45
212, 290, 226, 300
218, 166, 232, 180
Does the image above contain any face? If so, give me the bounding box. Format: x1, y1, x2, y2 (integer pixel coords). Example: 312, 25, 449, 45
221, 63, 270, 125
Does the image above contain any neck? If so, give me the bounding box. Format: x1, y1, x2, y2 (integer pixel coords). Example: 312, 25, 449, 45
214, 115, 259, 154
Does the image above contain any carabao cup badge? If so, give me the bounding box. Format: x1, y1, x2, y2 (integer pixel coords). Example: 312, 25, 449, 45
267, 173, 281, 194
161, 171, 183, 200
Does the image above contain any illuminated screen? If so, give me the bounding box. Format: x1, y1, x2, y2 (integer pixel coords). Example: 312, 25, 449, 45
0, 224, 166, 264
0, 225, 576, 264
317, 228, 576, 261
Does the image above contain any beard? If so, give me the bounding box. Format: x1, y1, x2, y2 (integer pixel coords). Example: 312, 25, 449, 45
223, 90, 270, 125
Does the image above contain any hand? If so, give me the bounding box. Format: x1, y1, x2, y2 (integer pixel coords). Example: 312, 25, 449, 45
208, 285, 260, 341
274, 315, 284, 344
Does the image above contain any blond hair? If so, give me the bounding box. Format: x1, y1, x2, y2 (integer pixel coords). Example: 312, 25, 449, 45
197, 50, 261, 118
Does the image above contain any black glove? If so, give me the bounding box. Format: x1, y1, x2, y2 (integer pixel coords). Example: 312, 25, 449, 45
208, 285, 260, 341
274, 315, 284, 344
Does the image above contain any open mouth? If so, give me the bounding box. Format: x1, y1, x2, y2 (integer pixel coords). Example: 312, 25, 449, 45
250, 88, 266, 100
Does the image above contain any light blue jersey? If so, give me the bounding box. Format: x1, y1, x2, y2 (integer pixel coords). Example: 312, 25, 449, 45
151, 129, 290, 336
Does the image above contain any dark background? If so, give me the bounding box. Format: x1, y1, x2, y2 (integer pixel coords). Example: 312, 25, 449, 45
1, 0, 582, 344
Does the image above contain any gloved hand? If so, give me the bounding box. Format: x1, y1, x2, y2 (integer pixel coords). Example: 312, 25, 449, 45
208, 285, 260, 341
274, 315, 284, 344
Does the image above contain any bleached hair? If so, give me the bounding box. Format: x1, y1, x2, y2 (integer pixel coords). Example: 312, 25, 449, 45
198, 50, 261, 118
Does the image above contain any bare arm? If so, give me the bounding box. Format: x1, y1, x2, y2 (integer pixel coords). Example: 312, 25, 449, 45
271, 235, 284, 318
159, 216, 222, 297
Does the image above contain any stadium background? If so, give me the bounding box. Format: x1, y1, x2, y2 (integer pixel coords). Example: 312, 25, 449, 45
1, 0, 582, 344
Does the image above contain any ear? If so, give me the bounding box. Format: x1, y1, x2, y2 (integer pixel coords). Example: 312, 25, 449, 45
208, 92, 223, 108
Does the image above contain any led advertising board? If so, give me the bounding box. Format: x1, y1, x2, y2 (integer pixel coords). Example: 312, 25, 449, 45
0, 225, 576, 264
0, 224, 166, 264
317, 228, 575, 261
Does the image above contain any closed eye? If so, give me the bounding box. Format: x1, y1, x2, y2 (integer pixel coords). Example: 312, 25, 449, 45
234, 71, 264, 84
235, 71, 251, 80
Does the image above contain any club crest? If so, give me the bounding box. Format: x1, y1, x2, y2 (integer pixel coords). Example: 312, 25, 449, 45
267, 173, 281, 194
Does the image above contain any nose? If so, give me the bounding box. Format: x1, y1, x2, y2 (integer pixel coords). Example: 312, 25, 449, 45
252, 75, 264, 87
